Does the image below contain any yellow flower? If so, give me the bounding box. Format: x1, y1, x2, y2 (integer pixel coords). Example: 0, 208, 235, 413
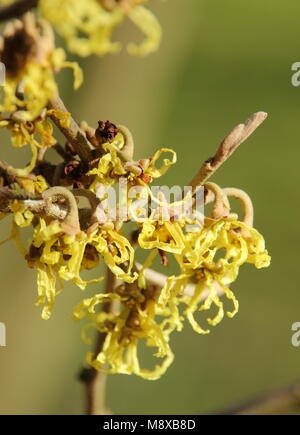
0, 110, 70, 173
0, 14, 83, 121
88, 143, 176, 190
10, 200, 34, 228
26, 218, 104, 319
25, 215, 137, 319
0, 48, 82, 121
39, 0, 162, 57
74, 287, 174, 380
0, 200, 35, 256
138, 220, 187, 254
159, 218, 271, 335
142, 148, 177, 179
88, 140, 127, 187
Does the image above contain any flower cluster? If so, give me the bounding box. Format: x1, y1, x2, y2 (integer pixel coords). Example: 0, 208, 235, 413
72, 174, 270, 379
0, 0, 161, 57
0, 110, 271, 379
40, 0, 161, 57
0, 12, 82, 121
0, 1, 270, 381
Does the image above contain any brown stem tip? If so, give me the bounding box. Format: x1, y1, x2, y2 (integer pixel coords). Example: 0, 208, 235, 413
189, 111, 268, 189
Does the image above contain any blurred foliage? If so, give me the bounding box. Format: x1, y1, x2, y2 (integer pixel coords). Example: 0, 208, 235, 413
0, 0, 300, 414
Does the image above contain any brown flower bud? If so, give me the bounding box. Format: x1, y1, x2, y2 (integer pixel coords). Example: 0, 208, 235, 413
95, 120, 118, 146
1, 26, 36, 77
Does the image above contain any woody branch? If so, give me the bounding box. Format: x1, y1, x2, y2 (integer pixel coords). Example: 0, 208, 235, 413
189, 112, 268, 191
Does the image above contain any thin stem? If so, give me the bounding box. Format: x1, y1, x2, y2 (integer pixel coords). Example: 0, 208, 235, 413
37, 147, 47, 164
72, 188, 99, 212
47, 96, 92, 163
0, 186, 82, 236
223, 187, 254, 227
0, 160, 19, 178
189, 112, 268, 190
0, 0, 38, 22
117, 124, 135, 162
221, 380, 300, 415
79, 268, 115, 415
204, 182, 230, 220
42, 187, 80, 235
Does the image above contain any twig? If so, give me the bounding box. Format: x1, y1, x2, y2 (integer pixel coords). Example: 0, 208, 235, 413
204, 182, 230, 220
0, 0, 38, 22
53, 144, 73, 162
37, 147, 47, 164
42, 187, 80, 235
189, 112, 268, 190
223, 187, 254, 227
0, 186, 81, 236
79, 268, 115, 415
0, 160, 19, 178
47, 96, 92, 163
117, 124, 135, 162
221, 380, 300, 415
0, 187, 34, 204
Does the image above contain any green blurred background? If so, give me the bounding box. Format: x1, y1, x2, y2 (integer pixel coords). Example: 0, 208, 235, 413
1, 0, 300, 414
